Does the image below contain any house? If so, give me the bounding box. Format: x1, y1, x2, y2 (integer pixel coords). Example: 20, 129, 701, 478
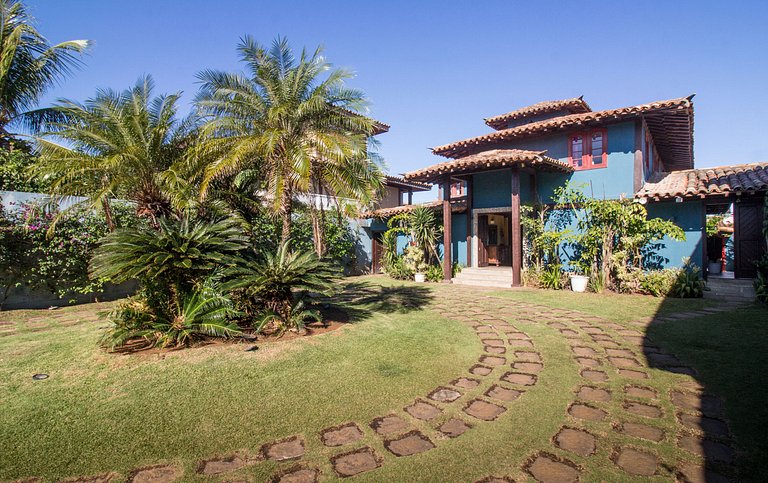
366, 95, 767, 286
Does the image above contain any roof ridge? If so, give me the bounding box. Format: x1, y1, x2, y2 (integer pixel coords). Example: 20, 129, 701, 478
484, 96, 591, 129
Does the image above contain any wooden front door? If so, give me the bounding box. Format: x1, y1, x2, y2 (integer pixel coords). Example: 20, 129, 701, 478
477, 215, 489, 267
735, 200, 765, 278
372, 235, 384, 274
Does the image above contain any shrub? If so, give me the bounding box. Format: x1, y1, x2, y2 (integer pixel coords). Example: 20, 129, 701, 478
640, 269, 677, 297
91, 214, 248, 347
225, 241, 339, 334
384, 255, 412, 280
522, 267, 541, 288
0, 200, 136, 306
425, 264, 443, 282
540, 265, 563, 290
672, 262, 705, 298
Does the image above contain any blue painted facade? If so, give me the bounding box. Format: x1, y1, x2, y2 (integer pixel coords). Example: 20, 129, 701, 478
645, 200, 705, 269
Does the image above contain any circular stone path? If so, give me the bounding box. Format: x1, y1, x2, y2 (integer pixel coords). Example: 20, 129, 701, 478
36, 284, 739, 482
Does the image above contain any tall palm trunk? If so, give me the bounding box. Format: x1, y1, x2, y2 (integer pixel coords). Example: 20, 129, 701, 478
280, 186, 293, 246
101, 198, 115, 231
309, 183, 327, 257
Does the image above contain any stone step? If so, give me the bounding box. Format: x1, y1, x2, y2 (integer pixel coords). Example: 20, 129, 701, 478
452, 278, 512, 288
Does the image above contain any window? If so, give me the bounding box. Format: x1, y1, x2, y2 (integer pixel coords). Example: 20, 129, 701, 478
569, 129, 607, 170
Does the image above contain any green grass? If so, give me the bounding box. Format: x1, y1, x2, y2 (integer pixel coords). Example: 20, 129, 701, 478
646, 304, 768, 481
0, 278, 765, 481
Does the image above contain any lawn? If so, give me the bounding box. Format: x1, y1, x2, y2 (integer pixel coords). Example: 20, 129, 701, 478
0, 277, 765, 481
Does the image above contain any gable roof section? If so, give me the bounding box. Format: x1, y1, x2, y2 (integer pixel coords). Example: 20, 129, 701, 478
484, 96, 591, 130
404, 149, 572, 183
385, 175, 431, 191
433, 96, 695, 171
360, 199, 467, 219
636, 162, 768, 200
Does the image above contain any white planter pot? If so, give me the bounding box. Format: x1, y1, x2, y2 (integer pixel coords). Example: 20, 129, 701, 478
414, 273, 426, 283
708, 261, 722, 275
570, 275, 589, 293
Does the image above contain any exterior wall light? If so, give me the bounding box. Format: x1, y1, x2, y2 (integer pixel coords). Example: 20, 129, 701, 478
675, 196, 683, 203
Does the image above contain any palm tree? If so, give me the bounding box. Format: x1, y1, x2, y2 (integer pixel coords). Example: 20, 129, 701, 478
194, 36, 381, 246
0, 0, 90, 145
32, 76, 188, 228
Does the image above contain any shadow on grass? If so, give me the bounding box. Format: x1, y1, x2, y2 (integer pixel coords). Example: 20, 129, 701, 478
321, 279, 435, 323
643, 298, 768, 482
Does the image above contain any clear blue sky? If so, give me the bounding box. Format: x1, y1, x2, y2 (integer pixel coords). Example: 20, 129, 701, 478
27, 0, 768, 195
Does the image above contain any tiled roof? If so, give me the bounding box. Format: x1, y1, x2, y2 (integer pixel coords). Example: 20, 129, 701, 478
385, 175, 432, 191
484, 97, 591, 130
433, 96, 695, 171
636, 162, 768, 200
360, 199, 467, 219
403, 149, 572, 183
335, 106, 390, 135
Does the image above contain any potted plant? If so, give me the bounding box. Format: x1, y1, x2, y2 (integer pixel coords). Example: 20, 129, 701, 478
569, 262, 589, 293
404, 246, 428, 282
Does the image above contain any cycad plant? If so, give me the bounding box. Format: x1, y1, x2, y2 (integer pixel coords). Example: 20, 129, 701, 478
91, 214, 248, 348
225, 240, 339, 334
0, 0, 90, 144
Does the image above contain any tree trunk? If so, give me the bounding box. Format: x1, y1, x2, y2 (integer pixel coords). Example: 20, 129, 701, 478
280, 186, 293, 247
101, 198, 116, 231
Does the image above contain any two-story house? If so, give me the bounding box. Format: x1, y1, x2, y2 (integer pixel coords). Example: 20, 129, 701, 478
370, 96, 766, 286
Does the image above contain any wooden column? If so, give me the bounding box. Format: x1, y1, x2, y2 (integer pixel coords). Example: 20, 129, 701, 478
408, 190, 413, 205
442, 175, 452, 282
466, 177, 473, 267
511, 169, 522, 287
633, 120, 644, 193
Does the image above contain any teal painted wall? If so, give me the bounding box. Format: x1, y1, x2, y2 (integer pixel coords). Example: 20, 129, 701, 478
645, 200, 705, 269
470, 169, 532, 208
451, 213, 468, 266
480, 121, 638, 203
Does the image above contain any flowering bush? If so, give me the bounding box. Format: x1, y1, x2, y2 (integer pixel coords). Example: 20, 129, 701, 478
0, 200, 137, 306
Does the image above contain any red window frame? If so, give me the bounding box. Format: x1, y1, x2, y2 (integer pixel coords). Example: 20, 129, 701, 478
569, 129, 608, 170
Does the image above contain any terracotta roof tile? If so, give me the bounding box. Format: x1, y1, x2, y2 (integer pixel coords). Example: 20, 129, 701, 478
360, 199, 467, 219
484, 96, 591, 130
636, 162, 768, 200
433, 96, 694, 171
385, 175, 431, 191
403, 149, 572, 183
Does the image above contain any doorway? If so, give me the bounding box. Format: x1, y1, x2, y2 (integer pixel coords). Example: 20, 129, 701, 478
477, 213, 511, 267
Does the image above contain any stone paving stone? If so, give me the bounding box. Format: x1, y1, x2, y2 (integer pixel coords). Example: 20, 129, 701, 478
625, 401, 663, 418
525, 453, 580, 483
331, 447, 381, 477
508, 339, 534, 348
507, 332, 530, 340
321, 423, 364, 447
438, 418, 472, 438
479, 355, 507, 366
197, 454, 249, 475
671, 391, 724, 417
273, 466, 319, 483
613, 447, 658, 476
514, 351, 542, 362
485, 345, 506, 354
677, 413, 730, 438
571, 346, 597, 357
554, 427, 596, 456
262, 436, 305, 461
576, 357, 601, 367
501, 372, 537, 386
452, 377, 481, 389
609, 356, 642, 368
463, 399, 506, 421
581, 369, 608, 382
568, 403, 606, 421
678, 435, 735, 463
617, 368, 648, 379
405, 400, 442, 420
470, 364, 494, 376
512, 361, 543, 373
128, 465, 183, 483
370, 414, 409, 436
675, 462, 732, 483
577, 386, 611, 402
620, 422, 664, 442
428, 387, 462, 403
485, 384, 523, 402
384, 430, 435, 457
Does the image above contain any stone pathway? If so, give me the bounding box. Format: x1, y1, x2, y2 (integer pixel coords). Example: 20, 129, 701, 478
25, 288, 741, 482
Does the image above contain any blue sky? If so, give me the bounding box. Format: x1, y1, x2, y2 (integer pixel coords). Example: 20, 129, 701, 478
28, 0, 768, 195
